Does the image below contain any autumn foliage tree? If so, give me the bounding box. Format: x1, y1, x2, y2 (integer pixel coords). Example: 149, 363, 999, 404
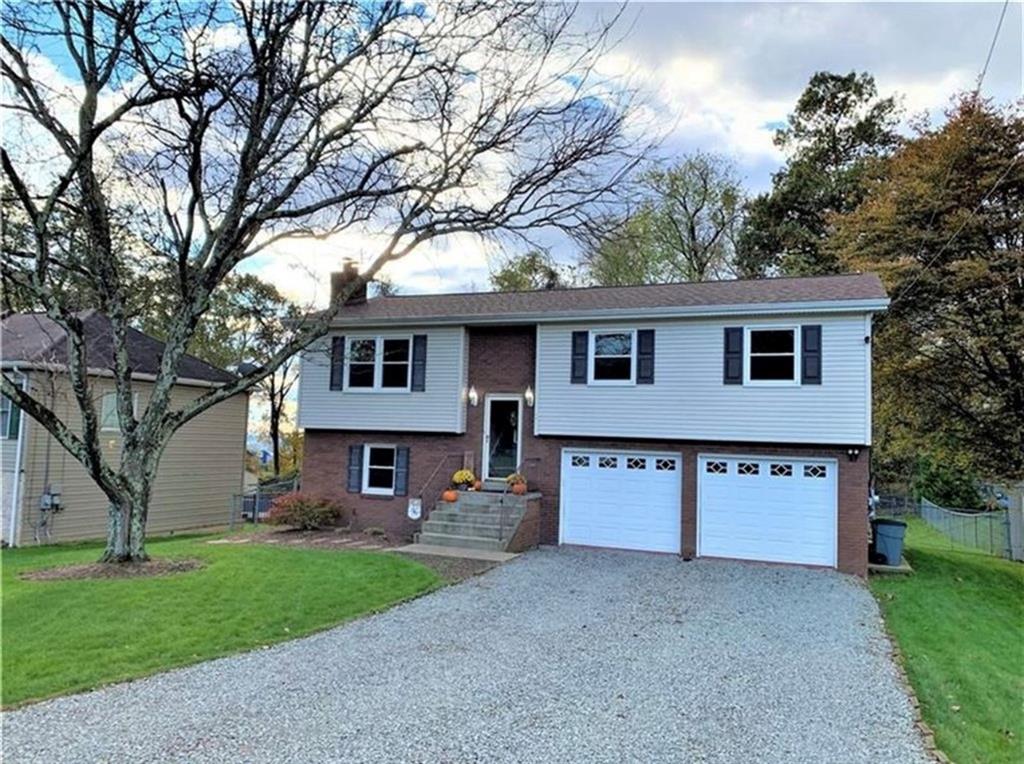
830, 95, 1024, 480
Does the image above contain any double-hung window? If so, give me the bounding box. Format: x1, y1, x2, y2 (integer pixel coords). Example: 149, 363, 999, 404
100, 392, 140, 431
745, 327, 798, 384
589, 330, 635, 384
345, 336, 411, 391
363, 445, 397, 495
0, 394, 20, 440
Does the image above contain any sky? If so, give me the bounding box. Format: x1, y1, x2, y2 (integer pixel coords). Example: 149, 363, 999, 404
240, 1, 1023, 302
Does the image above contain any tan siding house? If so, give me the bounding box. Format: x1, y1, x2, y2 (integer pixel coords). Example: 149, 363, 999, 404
2, 312, 248, 546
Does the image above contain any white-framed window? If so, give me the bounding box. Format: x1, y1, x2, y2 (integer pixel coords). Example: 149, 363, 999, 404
589, 329, 635, 384
344, 336, 411, 392
100, 392, 140, 432
362, 444, 397, 495
0, 394, 19, 440
744, 326, 799, 385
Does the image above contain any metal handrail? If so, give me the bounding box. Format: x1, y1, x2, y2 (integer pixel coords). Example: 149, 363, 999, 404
416, 452, 465, 521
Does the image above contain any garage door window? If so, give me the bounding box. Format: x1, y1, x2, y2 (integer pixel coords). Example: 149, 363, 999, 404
706, 460, 727, 474
737, 461, 759, 475
598, 455, 618, 469
571, 454, 590, 468
804, 464, 828, 478
770, 463, 793, 477
655, 458, 677, 471
626, 456, 647, 470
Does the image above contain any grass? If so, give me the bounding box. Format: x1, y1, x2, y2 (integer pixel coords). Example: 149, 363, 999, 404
1, 533, 441, 707
871, 517, 1024, 764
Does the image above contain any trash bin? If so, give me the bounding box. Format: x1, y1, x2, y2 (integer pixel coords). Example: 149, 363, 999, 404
871, 518, 907, 566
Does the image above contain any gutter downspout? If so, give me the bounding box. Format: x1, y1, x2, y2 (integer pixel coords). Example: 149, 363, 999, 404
8, 367, 27, 547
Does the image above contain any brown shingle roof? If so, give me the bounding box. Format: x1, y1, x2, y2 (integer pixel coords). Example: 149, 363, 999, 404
1, 310, 235, 384
331, 273, 888, 325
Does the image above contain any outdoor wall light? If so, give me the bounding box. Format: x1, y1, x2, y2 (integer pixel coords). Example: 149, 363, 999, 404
846, 447, 861, 462
468, 385, 479, 407
524, 385, 535, 407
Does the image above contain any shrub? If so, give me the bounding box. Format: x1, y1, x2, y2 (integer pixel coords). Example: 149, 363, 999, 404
266, 493, 345, 530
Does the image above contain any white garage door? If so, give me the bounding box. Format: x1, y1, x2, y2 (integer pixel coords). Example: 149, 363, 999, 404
560, 449, 682, 553
698, 455, 837, 567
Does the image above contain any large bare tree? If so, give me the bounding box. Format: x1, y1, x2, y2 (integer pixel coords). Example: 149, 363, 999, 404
1, 1, 641, 561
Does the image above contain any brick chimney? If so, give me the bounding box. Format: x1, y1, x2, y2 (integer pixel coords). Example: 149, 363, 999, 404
330, 260, 366, 306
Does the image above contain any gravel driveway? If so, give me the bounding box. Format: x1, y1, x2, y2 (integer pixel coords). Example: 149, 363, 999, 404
3, 549, 929, 763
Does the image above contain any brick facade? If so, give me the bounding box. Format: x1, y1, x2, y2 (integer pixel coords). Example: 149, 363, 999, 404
302, 326, 872, 576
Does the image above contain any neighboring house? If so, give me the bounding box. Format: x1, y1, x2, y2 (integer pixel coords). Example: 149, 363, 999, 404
298, 265, 889, 575
1, 311, 248, 546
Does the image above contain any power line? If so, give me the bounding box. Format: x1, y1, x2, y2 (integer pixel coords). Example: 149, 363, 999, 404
893, 152, 1021, 303
892, 0, 1016, 304
977, 0, 1011, 92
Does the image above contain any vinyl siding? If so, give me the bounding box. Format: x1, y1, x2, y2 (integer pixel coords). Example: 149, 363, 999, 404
16, 374, 247, 545
298, 326, 467, 433
535, 313, 872, 445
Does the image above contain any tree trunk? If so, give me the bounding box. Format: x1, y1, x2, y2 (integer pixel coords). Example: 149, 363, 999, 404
99, 466, 153, 563
270, 403, 281, 477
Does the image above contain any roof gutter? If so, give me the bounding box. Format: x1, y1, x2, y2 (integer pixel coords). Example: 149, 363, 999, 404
0, 362, 234, 389
324, 297, 892, 328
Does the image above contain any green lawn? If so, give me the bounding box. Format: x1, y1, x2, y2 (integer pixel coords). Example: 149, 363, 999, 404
1, 534, 440, 707
871, 517, 1024, 764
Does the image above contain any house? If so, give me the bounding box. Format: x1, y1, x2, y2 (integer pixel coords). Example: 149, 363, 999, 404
1, 311, 248, 546
298, 265, 889, 575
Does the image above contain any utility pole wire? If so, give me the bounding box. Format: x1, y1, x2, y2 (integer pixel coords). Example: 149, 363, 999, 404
976, 0, 1011, 93
893, 153, 1021, 303
893, 0, 1016, 305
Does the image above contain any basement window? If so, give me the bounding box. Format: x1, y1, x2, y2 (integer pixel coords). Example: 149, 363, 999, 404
363, 445, 397, 495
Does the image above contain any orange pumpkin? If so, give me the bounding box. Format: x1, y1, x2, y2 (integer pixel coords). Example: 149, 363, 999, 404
511, 482, 527, 495
473, 480, 483, 491
442, 489, 459, 502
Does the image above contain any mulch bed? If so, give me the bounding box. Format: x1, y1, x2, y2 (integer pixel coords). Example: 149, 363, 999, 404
223, 526, 397, 551
21, 558, 205, 582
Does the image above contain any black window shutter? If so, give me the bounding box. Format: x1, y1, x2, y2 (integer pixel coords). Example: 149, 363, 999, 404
330, 336, 345, 390
346, 444, 363, 493
723, 327, 743, 384
570, 331, 588, 383
394, 446, 410, 496
411, 335, 428, 391
801, 325, 822, 384
636, 329, 655, 384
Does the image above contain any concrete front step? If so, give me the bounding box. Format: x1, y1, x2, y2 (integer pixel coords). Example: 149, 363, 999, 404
417, 532, 507, 551
421, 519, 512, 540
429, 508, 525, 525
451, 490, 540, 509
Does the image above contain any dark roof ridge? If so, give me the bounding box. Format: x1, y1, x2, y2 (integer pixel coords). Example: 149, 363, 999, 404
373, 272, 876, 301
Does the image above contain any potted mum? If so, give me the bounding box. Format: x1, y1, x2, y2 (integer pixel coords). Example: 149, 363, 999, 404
452, 469, 476, 490
505, 472, 528, 495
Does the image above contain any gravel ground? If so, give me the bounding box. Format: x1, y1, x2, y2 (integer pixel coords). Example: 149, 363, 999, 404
2, 549, 929, 763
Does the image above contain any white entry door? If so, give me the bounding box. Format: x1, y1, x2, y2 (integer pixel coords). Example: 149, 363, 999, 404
698, 454, 838, 567
560, 449, 682, 553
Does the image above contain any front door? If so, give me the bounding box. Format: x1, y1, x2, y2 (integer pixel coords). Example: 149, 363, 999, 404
483, 397, 521, 480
